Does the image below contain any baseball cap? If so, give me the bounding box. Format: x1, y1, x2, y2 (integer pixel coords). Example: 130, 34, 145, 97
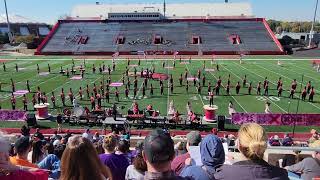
186, 131, 202, 146
14, 136, 30, 154
144, 129, 175, 164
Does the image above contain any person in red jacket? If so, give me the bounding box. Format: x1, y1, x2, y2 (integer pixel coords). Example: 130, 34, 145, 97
51, 92, 56, 108
79, 87, 83, 100
22, 94, 28, 111
301, 86, 307, 101
60, 88, 65, 106
90, 93, 95, 110
236, 82, 241, 95
68, 88, 73, 104
11, 93, 16, 110
115, 87, 119, 102
309, 86, 315, 102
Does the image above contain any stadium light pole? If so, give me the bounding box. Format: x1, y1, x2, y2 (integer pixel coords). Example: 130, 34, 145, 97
3, 0, 13, 43
309, 0, 319, 48
292, 74, 304, 138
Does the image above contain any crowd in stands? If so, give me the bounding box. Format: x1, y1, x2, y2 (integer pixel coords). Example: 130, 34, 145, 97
0, 123, 320, 180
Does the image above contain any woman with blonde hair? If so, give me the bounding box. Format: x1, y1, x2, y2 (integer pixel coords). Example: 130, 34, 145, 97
214, 123, 289, 180
60, 136, 112, 180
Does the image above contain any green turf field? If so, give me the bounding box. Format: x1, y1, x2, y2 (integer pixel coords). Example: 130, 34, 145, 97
0, 57, 319, 118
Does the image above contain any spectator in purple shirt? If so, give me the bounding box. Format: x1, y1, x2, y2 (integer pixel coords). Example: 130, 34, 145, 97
99, 134, 129, 180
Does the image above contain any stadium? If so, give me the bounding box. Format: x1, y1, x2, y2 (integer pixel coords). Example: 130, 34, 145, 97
0, 1, 320, 180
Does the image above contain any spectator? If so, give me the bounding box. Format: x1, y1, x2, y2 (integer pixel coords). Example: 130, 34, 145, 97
174, 141, 187, 156
285, 140, 320, 180
269, 135, 281, 146
116, 139, 134, 164
20, 125, 30, 137
10, 136, 38, 168
180, 134, 225, 180
214, 123, 289, 180
60, 136, 112, 180
94, 141, 104, 154
309, 129, 319, 144
93, 132, 102, 142
27, 140, 47, 164
51, 131, 62, 142
0, 131, 48, 180
171, 131, 202, 175
99, 134, 129, 180
142, 129, 187, 180
38, 144, 66, 179
282, 133, 294, 146
82, 128, 93, 141
125, 149, 147, 179
33, 128, 44, 141
281, 151, 302, 167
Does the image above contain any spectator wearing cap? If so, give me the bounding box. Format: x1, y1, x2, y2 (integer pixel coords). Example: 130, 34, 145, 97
214, 123, 288, 180
0, 131, 49, 180
125, 142, 146, 180
99, 134, 129, 180
38, 144, 66, 179
285, 140, 320, 180
10, 136, 39, 168
180, 134, 225, 180
33, 128, 44, 141
142, 129, 188, 180
171, 131, 202, 175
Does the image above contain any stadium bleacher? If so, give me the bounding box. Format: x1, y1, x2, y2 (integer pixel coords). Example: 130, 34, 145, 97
36, 18, 284, 55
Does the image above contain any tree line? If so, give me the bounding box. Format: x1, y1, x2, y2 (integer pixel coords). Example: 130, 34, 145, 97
267, 19, 320, 34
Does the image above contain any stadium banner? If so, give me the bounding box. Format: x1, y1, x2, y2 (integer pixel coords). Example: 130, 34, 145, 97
0, 110, 27, 121
231, 113, 320, 126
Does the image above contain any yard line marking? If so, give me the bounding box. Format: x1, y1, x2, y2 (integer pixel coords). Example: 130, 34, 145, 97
25, 61, 123, 107
232, 62, 320, 112
225, 63, 287, 113
1, 62, 77, 101
308, 102, 320, 110
258, 62, 320, 83
184, 63, 205, 106
207, 70, 248, 113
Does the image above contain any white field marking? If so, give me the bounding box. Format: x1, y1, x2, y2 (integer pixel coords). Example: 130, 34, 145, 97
129, 64, 153, 109
184, 63, 205, 106
271, 63, 320, 83
254, 63, 303, 86
207, 71, 248, 113
223, 64, 287, 113
2, 57, 320, 61
0, 60, 73, 90
233, 62, 320, 111
25, 61, 124, 107
1, 62, 76, 101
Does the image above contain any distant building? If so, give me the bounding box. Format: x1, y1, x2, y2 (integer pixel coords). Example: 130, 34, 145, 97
276, 32, 320, 45
71, 2, 253, 19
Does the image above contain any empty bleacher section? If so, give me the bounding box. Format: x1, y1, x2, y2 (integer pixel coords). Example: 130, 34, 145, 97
36, 18, 284, 55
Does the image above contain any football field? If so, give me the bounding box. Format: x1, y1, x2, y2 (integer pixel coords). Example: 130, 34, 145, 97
0, 57, 319, 118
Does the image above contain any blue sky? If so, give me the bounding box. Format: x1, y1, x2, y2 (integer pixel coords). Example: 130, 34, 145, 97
1, 0, 319, 24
